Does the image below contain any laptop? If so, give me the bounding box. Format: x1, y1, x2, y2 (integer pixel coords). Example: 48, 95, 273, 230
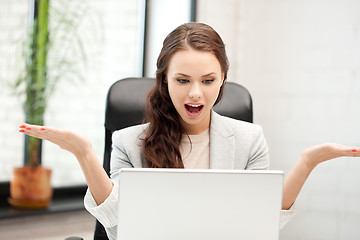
117, 168, 283, 240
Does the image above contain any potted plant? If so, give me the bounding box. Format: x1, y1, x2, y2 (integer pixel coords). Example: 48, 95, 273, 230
8, 0, 95, 208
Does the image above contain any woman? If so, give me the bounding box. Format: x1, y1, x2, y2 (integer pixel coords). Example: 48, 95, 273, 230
19, 23, 360, 240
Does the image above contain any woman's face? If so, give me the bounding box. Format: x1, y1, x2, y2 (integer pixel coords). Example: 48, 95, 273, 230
166, 48, 224, 135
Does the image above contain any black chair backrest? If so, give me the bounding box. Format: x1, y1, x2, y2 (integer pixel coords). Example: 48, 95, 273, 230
102, 77, 155, 175
94, 77, 253, 240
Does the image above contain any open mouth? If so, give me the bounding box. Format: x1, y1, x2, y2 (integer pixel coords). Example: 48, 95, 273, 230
184, 104, 204, 117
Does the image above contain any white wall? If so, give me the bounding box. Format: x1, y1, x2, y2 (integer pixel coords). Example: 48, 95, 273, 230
0, 0, 142, 187
198, 0, 360, 239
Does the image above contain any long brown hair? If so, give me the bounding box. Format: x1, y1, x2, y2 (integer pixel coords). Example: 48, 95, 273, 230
142, 22, 229, 168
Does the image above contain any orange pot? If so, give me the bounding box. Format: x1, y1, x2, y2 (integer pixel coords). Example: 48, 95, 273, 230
9, 166, 52, 208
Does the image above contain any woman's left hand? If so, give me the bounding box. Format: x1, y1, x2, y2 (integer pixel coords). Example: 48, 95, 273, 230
301, 143, 360, 169
282, 143, 360, 210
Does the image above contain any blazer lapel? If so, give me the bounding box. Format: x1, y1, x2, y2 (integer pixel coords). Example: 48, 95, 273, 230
209, 111, 235, 169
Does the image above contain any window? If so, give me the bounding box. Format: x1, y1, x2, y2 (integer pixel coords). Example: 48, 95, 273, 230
144, 0, 196, 77
0, 0, 145, 187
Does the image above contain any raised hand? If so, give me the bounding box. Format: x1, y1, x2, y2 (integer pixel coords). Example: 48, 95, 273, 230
301, 143, 360, 169
19, 123, 92, 159
19, 123, 113, 205
282, 143, 360, 210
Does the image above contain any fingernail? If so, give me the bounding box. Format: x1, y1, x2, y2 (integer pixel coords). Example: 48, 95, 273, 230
40, 128, 45, 131
19, 130, 25, 133
19, 125, 26, 128
352, 149, 358, 152
26, 128, 31, 130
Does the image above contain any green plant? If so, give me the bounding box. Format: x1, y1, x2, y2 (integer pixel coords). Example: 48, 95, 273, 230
11, 0, 99, 167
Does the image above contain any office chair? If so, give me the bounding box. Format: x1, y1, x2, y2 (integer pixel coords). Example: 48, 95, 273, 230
94, 77, 253, 240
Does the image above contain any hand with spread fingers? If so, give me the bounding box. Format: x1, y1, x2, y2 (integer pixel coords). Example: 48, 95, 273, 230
19, 123, 92, 159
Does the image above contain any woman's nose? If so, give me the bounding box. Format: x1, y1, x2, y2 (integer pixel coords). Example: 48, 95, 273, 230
189, 83, 203, 100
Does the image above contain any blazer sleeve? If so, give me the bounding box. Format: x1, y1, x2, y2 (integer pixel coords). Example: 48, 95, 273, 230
84, 180, 119, 240
84, 129, 139, 240
109, 130, 136, 180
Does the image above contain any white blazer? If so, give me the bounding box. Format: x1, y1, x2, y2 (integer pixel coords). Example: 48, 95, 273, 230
110, 111, 269, 181
84, 111, 295, 240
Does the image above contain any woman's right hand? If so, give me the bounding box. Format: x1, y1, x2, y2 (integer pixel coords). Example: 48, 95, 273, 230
19, 123, 92, 159
19, 123, 114, 205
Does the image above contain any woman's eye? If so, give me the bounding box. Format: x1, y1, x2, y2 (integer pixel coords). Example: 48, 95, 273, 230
176, 79, 189, 84
203, 79, 214, 84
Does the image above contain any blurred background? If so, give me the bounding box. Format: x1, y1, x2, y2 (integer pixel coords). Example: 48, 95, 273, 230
0, 0, 359, 239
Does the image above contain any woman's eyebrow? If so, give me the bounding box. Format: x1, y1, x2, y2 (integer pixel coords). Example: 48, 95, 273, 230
174, 72, 217, 77
202, 72, 216, 77
174, 73, 190, 77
